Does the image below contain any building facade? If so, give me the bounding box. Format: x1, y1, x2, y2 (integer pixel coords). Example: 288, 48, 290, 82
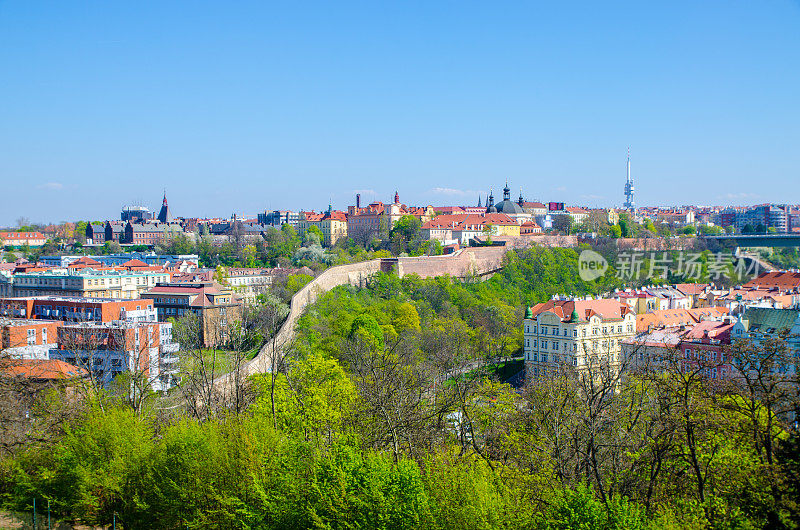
523, 298, 636, 381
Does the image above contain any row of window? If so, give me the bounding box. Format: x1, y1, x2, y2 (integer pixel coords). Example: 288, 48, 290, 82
26, 327, 48, 345
525, 338, 624, 351
525, 324, 634, 336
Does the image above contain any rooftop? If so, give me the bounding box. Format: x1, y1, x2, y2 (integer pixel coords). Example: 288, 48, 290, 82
1, 359, 88, 380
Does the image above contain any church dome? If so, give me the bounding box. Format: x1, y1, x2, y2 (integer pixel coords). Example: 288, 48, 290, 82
495, 200, 524, 215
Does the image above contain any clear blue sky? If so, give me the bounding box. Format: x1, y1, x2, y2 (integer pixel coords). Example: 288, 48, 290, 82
1, 1, 799, 225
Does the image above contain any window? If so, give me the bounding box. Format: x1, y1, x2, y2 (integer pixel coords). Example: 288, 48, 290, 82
42, 328, 47, 344
542, 341, 548, 349
553, 341, 559, 350
27, 329, 36, 345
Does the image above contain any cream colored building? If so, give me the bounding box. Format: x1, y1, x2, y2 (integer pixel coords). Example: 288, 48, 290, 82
523, 298, 636, 381
9, 270, 170, 299
299, 209, 349, 246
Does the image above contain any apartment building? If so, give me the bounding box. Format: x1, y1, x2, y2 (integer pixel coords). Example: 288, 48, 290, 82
8, 269, 169, 298
523, 298, 637, 381
50, 320, 166, 388
0, 231, 47, 248
142, 282, 242, 346
299, 209, 349, 246
0, 296, 156, 323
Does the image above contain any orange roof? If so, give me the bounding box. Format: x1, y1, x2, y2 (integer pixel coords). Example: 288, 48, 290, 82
2, 359, 88, 380
743, 271, 800, 291
636, 307, 729, 331
121, 259, 149, 267
674, 283, 709, 296
69, 256, 102, 266
528, 299, 632, 323
423, 212, 517, 230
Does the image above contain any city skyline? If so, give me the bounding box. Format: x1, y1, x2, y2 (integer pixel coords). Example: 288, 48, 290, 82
2, 1, 799, 225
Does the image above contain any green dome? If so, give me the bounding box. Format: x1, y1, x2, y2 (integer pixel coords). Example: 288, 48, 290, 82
524, 306, 533, 319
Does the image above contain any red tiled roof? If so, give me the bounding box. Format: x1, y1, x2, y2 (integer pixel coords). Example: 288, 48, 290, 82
2, 359, 88, 380
528, 299, 632, 323
743, 271, 800, 291
422, 213, 517, 230
121, 259, 149, 267
674, 283, 709, 296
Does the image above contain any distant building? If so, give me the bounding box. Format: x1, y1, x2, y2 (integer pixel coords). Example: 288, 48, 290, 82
300, 206, 349, 246
731, 307, 800, 376
257, 210, 300, 228
483, 184, 533, 224
121, 205, 153, 223
104, 222, 126, 244
0, 296, 157, 324
0, 231, 47, 248
421, 212, 520, 245
123, 222, 184, 246
142, 282, 242, 346
346, 192, 435, 244
5, 269, 169, 299
157, 193, 172, 223
85, 222, 106, 245
40, 253, 199, 268
717, 204, 790, 233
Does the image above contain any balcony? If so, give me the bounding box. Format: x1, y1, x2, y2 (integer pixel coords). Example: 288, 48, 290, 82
161, 354, 179, 364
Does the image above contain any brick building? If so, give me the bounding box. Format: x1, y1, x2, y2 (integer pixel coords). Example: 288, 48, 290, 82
142, 282, 242, 346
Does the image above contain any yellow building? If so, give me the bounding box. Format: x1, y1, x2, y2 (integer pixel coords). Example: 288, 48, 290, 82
299, 208, 348, 246
10, 270, 170, 299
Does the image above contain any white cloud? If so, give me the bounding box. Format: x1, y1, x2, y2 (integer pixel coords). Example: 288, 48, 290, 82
717, 192, 760, 203
721, 192, 759, 200
429, 187, 481, 197
37, 182, 64, 190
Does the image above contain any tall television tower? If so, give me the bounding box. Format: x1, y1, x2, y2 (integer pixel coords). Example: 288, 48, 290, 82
623, 147, 635, 211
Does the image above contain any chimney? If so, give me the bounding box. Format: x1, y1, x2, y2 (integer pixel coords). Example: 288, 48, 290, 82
356, 193, 361, 209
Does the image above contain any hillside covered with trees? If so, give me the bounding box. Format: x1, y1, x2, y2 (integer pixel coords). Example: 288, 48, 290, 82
1, 247, 798, 529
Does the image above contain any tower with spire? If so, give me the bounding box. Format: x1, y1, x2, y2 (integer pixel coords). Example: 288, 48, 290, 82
157, 191, 172, 223
486, 189, 497, 213
623, 148, 635, 211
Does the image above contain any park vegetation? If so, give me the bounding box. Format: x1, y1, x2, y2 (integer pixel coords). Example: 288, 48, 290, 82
0, 247, 798, 528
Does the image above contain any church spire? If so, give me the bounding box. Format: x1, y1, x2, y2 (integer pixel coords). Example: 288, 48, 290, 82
157, 191, 171, 223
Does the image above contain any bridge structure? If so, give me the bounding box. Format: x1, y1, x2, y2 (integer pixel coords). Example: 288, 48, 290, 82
701, 233, 800, 248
